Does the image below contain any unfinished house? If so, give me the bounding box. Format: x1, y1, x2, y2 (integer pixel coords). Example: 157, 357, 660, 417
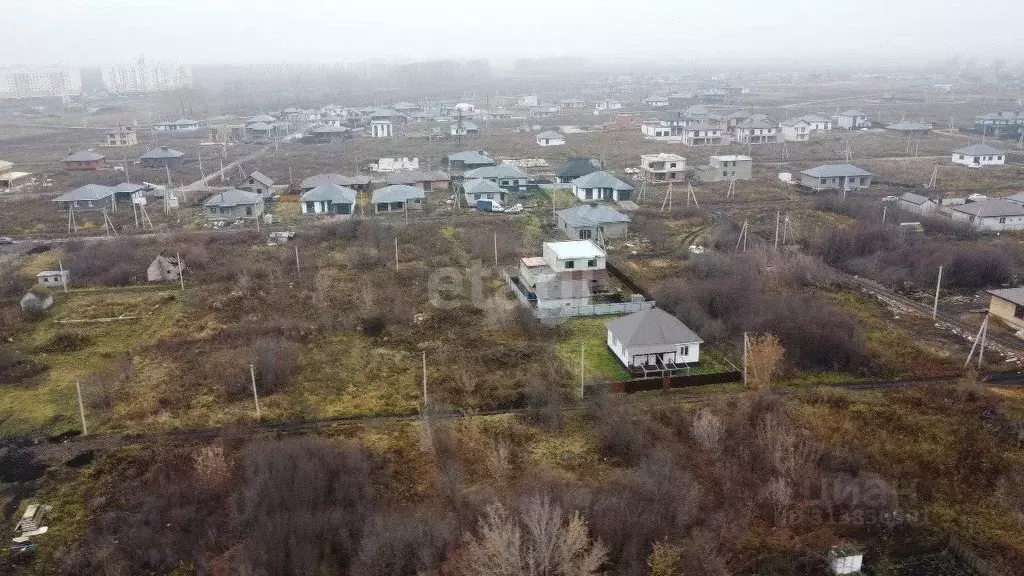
556, 203, 630, 241
799, 164, 873, 192
463, 163, 529, 191
309, 125, 351, 141
733, 115, 779, 144
951, 144, 1006, 168
973, 111, 1024, 137
140, 146, 185, 169
203, 189, 265, 220
571, 171, 634, 202
780, 117, 812, 141
833, 110, 870, 130
886, 121, 933, 135
606, 307, 703, 374
0, 160, 32, 191
513, 240, 608, 310
694, 155, 752, 182
640, 111, 689, 142
239, 171, 274, 197
300, 183, 357, 215
639, 153, 686, 183
52, 184, 116, 211
681, 123, 724, 146
556, 157, 603, 183
372, 184, 425, 213
147, 255, 185, 282
443, 150, 495, 172
64, 150, 107, 171
105, 126, 138, 147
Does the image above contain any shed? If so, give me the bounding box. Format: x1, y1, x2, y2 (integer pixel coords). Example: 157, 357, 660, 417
606, 307, 703, 370
536, 130, 566, 146
36, 270, 69, 288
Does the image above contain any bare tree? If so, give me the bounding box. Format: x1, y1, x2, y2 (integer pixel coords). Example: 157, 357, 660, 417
691, 408, 723, 453
747, 333, 785, 390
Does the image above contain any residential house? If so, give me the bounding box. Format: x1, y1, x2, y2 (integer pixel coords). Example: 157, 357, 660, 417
644, 95, 669, 108
110, 182, 146, 203
450, 121, 480, 137
681, 123, 725, 146
300, 183, 357, 215
799, 164, 873, 192
556, 203, 630, 241
372, 184, 425, 213
518, 94, 539, 107
987, 287, 1024, 330
683, 105, 709, 120
530, 105, 559, 118
0, 163, 32, 191
64, 150, 106, 171
594, 99, 622, 112
299, 173, 371, 193
801, 114, 832, 131
669, 93, 694, 108
105, 126, 137, 147
147, 255, 185, 282
309, 125, 351, 141
443, 150, 495, 172
973, 111, 1024, 137
238, 171, 274, 197
571, 171, 634, 202
606, 307, 703, 372
780, 117, 812, 141
641, 110, 690, 141
947, 199, 1024, 231
463, 178, 507, 205
952, 144, 1006, 168
697, 88, 728, 103
463, 163, 529, 191
154, 119, 199, 132
536, 130, 565, 147
558, 98, 586, 109
383, 169, 451, 191
140, 146, 185, 169
52, 184, 115, 211
640, 153, 686, 183
374, 157, 419, 172
694, 155, 752, 182
833, 110, 870, 129
556, 157, 603, 183
36, 270, 69, 288
245, 121, 275, 141
516, 240, 609, 310
370, 117, 394, 138
203, 189, 265, 220
896, 192, 939, 215
733, 115, 779, 144
886, 121, 933, 135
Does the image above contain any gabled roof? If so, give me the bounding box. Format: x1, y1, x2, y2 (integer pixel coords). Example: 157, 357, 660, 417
446, 150, 494, 166
837, 109, 867, 117
372, 184, 425, 203
736, 116, 777, 129
953, 144, 1005, 156
800, 164, 872, 178
949, 198, 1024, 218
989, 287, 1024, 307
886, 121, 932, 131
898, 192, 932, 205
249, 171, 273, 187
312, 124, 349, 133
464, 163, 528, 180
66, 150, 106, 162
780, 117, 811, 127
800, 114, 830, 123
300, 173, 369, 189
248, 114, 276, 124
571, 170, 634, 191
557, 157, 603, 180
606, 307, 703, 347
1005, 192, 1024, 204
300, 183, 357, 204
141, 146, 185, 160
556, 204, 630, 228
53, 184, 114, 202
110, 182, 146, 195
536, 130, 565, 140
463, 178, 505, 195
203, 189, 262, 207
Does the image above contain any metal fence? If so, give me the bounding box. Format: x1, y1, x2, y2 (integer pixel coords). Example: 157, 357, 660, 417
534, 300, 655, 319
584, 370, 743, 397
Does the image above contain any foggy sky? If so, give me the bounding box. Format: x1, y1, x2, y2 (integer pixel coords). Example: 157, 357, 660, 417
2, 0, 1023, 67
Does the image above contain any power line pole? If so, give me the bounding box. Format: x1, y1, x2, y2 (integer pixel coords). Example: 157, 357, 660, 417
394, 237, 399, 268
579, 343, 585, 399
493, 232, 498, 267
932, 265, 943, 320
774, 211, 780, 250
250, 364, 261, 419
294, 245, 301, 279
422, 352, 428, 406
75, 380, 88, 435
742, 333, 749, 387
177, 251, 185, 291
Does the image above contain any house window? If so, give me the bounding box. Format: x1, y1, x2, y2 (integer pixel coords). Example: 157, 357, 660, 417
723, 171, 728, 177
1000, 217, 1007, 224
564, 261, 575, 269
999, 156, 1004, 161
245, 206, 253, 216
579, 229, 592, 240
681, 345, 689, 357
587, 259, 597, 268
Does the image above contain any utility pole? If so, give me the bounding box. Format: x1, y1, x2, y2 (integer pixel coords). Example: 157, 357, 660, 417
75, 380, 88, 435
395, 237, 399, 268
422, 351, 428, 406
881, 204, 887, 226
742, 333, 749, 387
250, 364, 261, 419
177, 252, 185, 291
579, 343, 585, 399
493, 232, 498, 267
294, 245, 301, 279
965, 315, 990, 368
932, 265, 943, 320
774, 211, 780, 250
58, 258, 67, 293
198, 149, 205, 180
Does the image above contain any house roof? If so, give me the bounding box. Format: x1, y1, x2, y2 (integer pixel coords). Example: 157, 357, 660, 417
249, 171, 273, 187
556, 204, 631, 228
800, 114, 830, 123
110, 182, 146, 194
247, 122, 273, 130
0, 160, 11, 172
606, 307, 703, 348
886, 121, 933, 131
53, 184, 114, 202
953, 144, 1005, 156
203, 189, 262, 207
545, 240, 605, 260
384, 170, 450, 185
463, 178, 505, 195
312, 124, 349, 133
837, 109, 867, 117
1005, 192, 1024, 204
736, 117, 777, 129
300, 173, 369, 189
536, 130, 564, 140
780, 117, 810, 127
710, 154, 751, 162
800, 164, 872, 178
988, 287, 1024, 307
446, 150, 494, 166
248, 114, 276, 123
571, 170, 634, 191
948, 198, 1024, 218
898, 192, 932, 205
464, 163, 528, 180
372, 185, 425, 203
455, 121, 479, 131
141, 146, 185, 160
66, 150, 106, 162
641, 153, 685, 162
300, 183, 357, 204
557, 157, 603, 180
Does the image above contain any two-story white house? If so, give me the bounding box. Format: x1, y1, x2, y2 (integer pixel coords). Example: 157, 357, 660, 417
640, 153, 686, 183
780, 117, 812, 141
733, 115, 780, 144
515, 240, 609, 310
682, 123, 725, 146
833, 109, 870, 130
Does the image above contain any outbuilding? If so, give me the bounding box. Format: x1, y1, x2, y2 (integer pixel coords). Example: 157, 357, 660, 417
147, 255, 185, 282
536, 130, 566, 146
988, 287, 1024, 331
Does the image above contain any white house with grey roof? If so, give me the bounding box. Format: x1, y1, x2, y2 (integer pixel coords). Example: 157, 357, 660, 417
896, 192, 939, 215
444, 150, 495, 172
606, 307, 703, 372
300, 173, 370, 192
371, 185, 425, 213
799, 164, 873, 192
571, 171, 634, 202
52, 184, 116, 211
463, 163, 529, 190
780, 117, 812, 141
203, 189, 264, 220
946, 199, 1024, 231
300, 184, 357, 215
952, 144, 1006, 168
140, 146, 185, 169
536, 130, 565, 146
462, 178, 507, 205
556, 203, 630, 241
833, 110, 870, 130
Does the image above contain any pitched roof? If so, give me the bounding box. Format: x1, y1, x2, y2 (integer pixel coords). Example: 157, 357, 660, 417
886, 121, 933, 131
800, 164, 872, 178
249, 171, 273, 187
203, 189, 262, 207
464, 163, 528, 180
898, 192, 932, 205
141, 146, 185, 160
536, 130, 564, 140
953, 144, 1005, 156
53, 184, 114, 202
1005, 192, 1024, 204
110, 182, 146, 194
372, 184, 425, 203
780, 117, 810, 127
837, 109, 867, 117
248, 114, 276, 123
571, 170, 634, 191
446, 150, 494, 165
556, 204, 631, 228
800, 114, 830, 123
300, 173, 369, 189
463, 178, 505, 195
736, 116, 777, 129
300, 183, 357, 204
606, 307, 703, 347
384, 170, 450, 185
948, 198, 1024, 218
66, 150, 106, 162
247, 122, 273, 130
557, 157, 603, 180
312, 124, 349, 133
988, 287, 1024, 307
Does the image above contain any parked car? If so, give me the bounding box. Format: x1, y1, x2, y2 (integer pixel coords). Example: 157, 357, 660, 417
0, 236, 14, 244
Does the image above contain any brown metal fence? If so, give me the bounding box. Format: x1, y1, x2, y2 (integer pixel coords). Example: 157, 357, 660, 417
585, 370, 743, 397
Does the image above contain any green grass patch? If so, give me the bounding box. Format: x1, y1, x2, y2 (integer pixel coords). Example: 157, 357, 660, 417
555, 316, 631, 383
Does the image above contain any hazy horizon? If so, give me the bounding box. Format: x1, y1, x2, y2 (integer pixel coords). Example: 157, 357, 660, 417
2, 0, 1024, 68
